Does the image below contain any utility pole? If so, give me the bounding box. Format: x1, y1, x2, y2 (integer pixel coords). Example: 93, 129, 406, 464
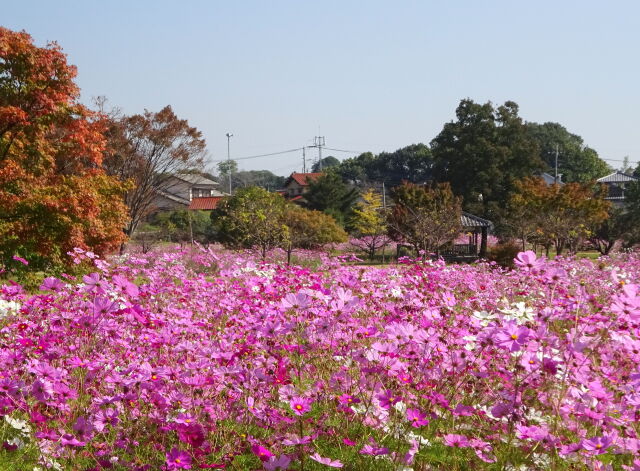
312, 136, 325, 171
382, 181, 387, 264
226, 132, 233, 194
554, 143, 559, 184
302, 146, 306, 173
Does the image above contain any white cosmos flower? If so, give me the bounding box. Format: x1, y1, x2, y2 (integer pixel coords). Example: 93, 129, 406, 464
5, 415, 31, 434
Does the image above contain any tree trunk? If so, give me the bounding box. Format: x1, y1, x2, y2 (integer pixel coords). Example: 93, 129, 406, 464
480, 227, 488, 258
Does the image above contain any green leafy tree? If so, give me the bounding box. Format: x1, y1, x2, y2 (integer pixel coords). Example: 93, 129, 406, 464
311, 156, 340, 173
281, 205, 347, 263
151, 210, 213, 244
211, 186, 288, 258
335, 144, 433, 187
526, 122, 611, 183
217, 160, 238, 180
303, 172, 359, 226
388, 182, 462, 258
431, 99, 544, 219
231, 170, 285, 190
350, 189, 390, 259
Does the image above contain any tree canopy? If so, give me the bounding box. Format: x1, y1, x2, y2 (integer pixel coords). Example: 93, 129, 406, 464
231, 169, 285, 191
311, 156, 340, 173
349, 189, 390, 259
104, 105, 206, 239
211, 186, 289, 258
431, 99, 544, 219
525, 122, 610, 183
507, 177, 610, 254
388, 182, 462, 257
0, 27, 128, 269
302, 172, 359, 226
335, 144, 433, 187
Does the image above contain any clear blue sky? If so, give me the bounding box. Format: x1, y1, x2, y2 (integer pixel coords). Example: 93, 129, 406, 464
4, 1, 640, 175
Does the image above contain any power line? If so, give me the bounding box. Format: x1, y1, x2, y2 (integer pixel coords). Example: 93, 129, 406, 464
324, 146, 362, 154
209, 147, 302, 163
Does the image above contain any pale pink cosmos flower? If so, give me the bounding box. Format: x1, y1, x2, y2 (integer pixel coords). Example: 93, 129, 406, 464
309, 453, 343, 468
514, 250, 544, 272
443, 434, 470, 448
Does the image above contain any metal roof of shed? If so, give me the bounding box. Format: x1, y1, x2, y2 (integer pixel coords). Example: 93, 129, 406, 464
597, 171, 639, 183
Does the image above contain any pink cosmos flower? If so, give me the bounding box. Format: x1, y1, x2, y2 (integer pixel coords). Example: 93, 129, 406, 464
176, 423, 206, 448
264, 454, 291, 470
72, 416, 93, 441
309, 453, 343, 468
582, 435, 613, 455
360, 443, 389, 456
622, 458, 640, 471
406, 408, 429, 427
376, 390, 401, 409
174, 413, 197, 425
12, 255, 28, 266
514, 250, 544, 271
281, 292, 310, 309
443, 434, 470, 448
495, 322, 530, 352
337, 394, 360, 406
39, 276, 64, 291
289, 396, 312, 416
166, 448, 192, 469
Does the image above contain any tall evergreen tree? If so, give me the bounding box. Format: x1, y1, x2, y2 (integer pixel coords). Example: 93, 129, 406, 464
431, 99, 543, 219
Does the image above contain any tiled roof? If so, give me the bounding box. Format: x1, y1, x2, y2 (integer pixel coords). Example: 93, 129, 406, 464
157, 190, 190, 205
286, 172, 323, 187
173, 173, 219, 186
188, 196, 225, 210
597, 171, 639, 184
461, 212, 492, 229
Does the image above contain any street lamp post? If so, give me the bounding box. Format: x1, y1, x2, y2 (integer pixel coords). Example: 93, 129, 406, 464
225, 132, 233, 194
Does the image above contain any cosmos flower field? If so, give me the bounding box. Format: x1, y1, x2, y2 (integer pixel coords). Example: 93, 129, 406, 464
1, 247, 640, 470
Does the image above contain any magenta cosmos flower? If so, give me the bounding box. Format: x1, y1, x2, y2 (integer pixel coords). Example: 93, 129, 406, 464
406, 408, 429, 427
166, 448, 192, 469
376, 390, 401, 409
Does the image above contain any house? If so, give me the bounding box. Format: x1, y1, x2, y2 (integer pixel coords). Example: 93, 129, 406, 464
282, 172, 323, 199
596, 171, 639, 206
153, 174, 227, 212
539, 172, 563, 185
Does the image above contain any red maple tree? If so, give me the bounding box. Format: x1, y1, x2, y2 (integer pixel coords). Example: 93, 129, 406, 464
0, 27, 128, 269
